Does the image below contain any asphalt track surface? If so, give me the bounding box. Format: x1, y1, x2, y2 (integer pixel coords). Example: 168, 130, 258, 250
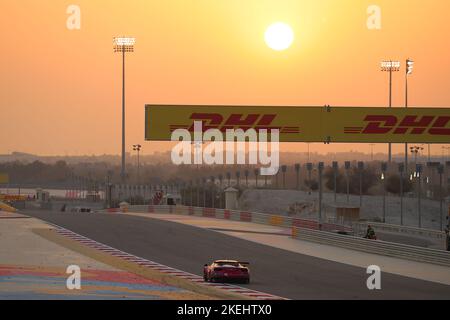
25, 210, 450, 300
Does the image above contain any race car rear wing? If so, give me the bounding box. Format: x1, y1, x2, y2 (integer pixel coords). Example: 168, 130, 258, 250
239, 262, 250, 267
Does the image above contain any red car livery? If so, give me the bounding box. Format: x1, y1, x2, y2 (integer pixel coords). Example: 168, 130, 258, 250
203, 260, 250, 284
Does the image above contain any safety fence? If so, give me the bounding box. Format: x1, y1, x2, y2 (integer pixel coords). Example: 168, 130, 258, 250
291, 226, 450, 267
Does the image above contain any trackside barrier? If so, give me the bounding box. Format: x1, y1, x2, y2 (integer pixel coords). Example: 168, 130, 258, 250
141, 206, 444, 244
98, 205, 449, 264
99, 205, 352, 234
291, 226, 450, 267
353, 221, 446, 245
202, 207, 216, 218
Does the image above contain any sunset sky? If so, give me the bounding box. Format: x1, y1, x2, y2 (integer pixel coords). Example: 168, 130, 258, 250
1, 0, 449, 157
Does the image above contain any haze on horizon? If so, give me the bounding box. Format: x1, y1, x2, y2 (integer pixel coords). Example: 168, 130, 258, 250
1, 0, 449, 157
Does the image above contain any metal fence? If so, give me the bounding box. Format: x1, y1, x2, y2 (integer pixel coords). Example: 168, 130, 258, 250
105, 161, 450, 232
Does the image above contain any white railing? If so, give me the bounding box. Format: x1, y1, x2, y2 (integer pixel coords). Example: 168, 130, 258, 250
352, 221, 446, 240
292, 226, 450, 267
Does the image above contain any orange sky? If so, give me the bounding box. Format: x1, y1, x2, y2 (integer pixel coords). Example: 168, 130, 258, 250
1, 0, 449, 157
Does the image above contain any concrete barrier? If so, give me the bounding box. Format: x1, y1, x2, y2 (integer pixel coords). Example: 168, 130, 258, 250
140, 205, 445, 245
100, 205, 352, 234
353, 221, 446, 241
291, 226, 450, 267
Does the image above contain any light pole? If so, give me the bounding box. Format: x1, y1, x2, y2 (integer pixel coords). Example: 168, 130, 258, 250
189, 180, 193, 206
114, 37, 135, 183
218, 174, 223, 208
275, 171, 279, 189
381, 162, 388, 223
202, 177, 207, 208
133, 144, 142, 185
416, 164, 423, 228
196, 179, 200, 206
442, 146, 450, 162
210, 176, 215, 208
281, 165, 287, 189
106, 170, 113, 208
180, 182, 184, 205
192, 141, 203, 170
405, 59, 414, 170
381, 60, 401, 163
318, 162, 324, 228
307, 143, 311, 162
345, 161, 351, 203
306, 163, 313, 195
295, 164, 301, 190
398, 163, 405, 225
369, 144, 375, 161
332, 161, 338, 202
410, 146, 424, 166
358, 162, 364, 208
438, 165, 444, 231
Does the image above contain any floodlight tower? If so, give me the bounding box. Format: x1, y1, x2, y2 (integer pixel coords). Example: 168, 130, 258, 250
381, 60, 401, 163
114, 37, 136, 183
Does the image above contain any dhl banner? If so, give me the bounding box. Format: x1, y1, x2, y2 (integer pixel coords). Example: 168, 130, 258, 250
145, 105, 450, 143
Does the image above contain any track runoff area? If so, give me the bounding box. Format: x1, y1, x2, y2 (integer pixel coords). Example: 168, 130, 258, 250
24, 211, 450, 298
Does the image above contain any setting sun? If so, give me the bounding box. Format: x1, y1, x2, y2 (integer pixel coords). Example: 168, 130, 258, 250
264, 22, 294, 51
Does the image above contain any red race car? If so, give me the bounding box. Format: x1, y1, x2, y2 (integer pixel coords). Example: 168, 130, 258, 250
203, 260, 250, 284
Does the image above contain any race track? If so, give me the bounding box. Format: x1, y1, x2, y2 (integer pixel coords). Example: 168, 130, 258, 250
25, 210, 450, 299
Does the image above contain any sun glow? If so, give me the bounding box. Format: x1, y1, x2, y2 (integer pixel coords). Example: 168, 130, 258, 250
264, 22, 294, 51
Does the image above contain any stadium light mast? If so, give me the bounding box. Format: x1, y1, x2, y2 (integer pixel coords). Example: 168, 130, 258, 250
114, 36, 136, 183
405, 59, 414, 170
381, 60, 400, 163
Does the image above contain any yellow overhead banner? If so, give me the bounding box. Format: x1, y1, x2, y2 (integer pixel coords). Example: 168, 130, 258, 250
145, 105, 450, 143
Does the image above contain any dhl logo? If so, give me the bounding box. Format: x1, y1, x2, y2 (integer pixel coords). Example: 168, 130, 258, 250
345, 115, 450, 136
168, 113, 450, 137
169, 113, 300, 134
